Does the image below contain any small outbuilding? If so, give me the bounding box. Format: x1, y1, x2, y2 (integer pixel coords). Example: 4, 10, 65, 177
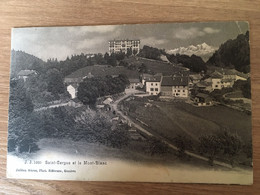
194, 93, 213, 106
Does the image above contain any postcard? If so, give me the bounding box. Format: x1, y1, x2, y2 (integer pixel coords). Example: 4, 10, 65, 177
7, 21, 252, 184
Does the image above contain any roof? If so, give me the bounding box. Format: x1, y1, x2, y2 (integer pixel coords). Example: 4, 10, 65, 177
129, 78, 140, 83
190, 74, 202, 80
173, 71, 190, 77
172, 76, 189, 86
222, 69, 248, 79
18, 70, 36, 76
145, 76, 161, 82
103, 97, 113, 105
161, 76, 174, 86
196, 81, 211, 88
108, 39, 140, 43
211, 71, 223, 79
162, 75, 189, 86
222, 78, 233, 83
196, 93, 210, 99
67, 83, 78, 89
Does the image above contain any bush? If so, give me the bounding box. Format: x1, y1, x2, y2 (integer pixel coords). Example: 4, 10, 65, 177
147, 137, 170, 156
173, 135, 193, 158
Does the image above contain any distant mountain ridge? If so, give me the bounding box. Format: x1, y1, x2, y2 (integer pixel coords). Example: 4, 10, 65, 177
207, 31, 250, 73
167, 43, 217, 62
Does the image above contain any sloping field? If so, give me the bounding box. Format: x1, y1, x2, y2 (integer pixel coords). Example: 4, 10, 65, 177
124, 57, 186, 75
126, 98, 251, 143
65, 65, 140, 79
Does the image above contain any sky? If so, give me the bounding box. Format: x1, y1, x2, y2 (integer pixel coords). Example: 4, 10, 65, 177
11, 21, 249, 61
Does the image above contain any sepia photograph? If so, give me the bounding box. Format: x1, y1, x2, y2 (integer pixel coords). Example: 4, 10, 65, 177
6, 21, 252, 184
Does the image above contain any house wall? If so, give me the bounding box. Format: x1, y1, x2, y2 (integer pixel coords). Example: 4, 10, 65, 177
161, 86, 172, 96
212, 78, 222, 90
172, 86, 188, 97
67, 85, 76, 99
109, 40, 140, 55
146, 81, 161, 95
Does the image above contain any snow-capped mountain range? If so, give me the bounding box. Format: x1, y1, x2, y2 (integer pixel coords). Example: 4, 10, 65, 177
167, 43, 218, 62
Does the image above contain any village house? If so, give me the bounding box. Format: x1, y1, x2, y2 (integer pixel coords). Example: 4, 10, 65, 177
145, 75, 162, 95
141, 73, 153, 85
194, 93, 213, 106
161, 74, 189, 98
190, 74, 203, 85
195, 81, 212, 92
209, 69, 248, 91
127, 78, 142, 90
17, 70, 37, 81
67, 83, 78, 99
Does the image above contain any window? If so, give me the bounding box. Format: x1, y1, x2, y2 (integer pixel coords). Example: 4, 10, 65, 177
215, 85, 218, 87
178, 90, 180, 92
151, 93, 153, 95
151, 88, 154, 91
183, 90, 185, 92
151, 83, 153, 86
155, 88, 158, 91
155, 83, 158, 86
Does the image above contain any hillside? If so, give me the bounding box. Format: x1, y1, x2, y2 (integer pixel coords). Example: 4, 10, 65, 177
122, 56, 186, 75
10, 50, 45, 77
207, 31, 250, 73
166, 54, 207, 73
65, 65, 140, 80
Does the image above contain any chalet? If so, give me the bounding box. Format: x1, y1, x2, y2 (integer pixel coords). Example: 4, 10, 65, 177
190, 74, 202, 84
67, 83, 78, 99
195, 81, 212, 92
127, 78, 142, 90
161, 75, 189, 98
210, 71, 227, 90
141, 73, 153, 85
145, 75, 162, 95
194, 93, 213, 106
209, 69, 248, 90
17, 70, 37, 81
172, 76, 189, 97
161, 76, 174, 96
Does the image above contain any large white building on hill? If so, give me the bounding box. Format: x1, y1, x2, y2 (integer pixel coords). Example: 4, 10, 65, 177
109, 39, 140, 55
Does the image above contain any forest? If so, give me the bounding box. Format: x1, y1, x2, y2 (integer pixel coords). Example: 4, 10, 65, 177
207, 31, 250, 73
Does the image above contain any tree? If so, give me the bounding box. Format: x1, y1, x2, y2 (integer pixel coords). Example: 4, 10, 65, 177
138, 45, 161, 60
217, 131, 242, 166
207, 31, 250, 73
46, 68, 65, 96
107, 53, 117, 66
173, 135, 193, 158
104, 52, 110, 62
148, 137, 170, 156
138, 63, 148, 73
107, 125, 130, 148
167, 53, 207, 73
77, 75, 129, 105
9, 80, 34, 118
199, 134, 222, 165
127, 47, 133, 57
